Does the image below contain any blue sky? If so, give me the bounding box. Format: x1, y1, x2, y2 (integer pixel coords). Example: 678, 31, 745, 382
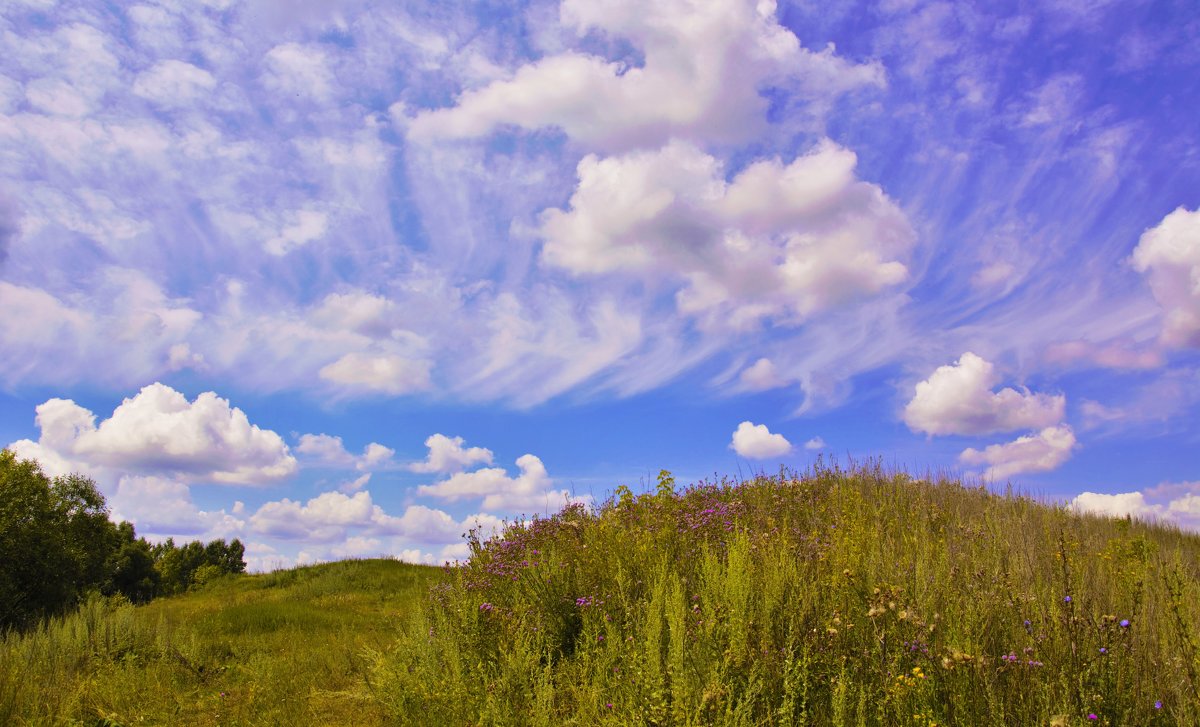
1, 0, 1198, 569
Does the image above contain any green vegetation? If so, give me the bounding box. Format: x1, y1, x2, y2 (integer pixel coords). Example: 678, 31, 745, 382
6, 455, 1200, 725
0, 558, 441, 725
373, 464, 1200, 725
0, 450, 247, 631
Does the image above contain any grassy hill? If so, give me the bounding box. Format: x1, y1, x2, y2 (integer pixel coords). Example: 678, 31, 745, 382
374, 465, 1200, 726
5, 464, 1200, 725
0, 558, 441, 725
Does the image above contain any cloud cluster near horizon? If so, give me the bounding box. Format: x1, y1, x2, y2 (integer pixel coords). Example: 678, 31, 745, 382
6, 383, 579, 569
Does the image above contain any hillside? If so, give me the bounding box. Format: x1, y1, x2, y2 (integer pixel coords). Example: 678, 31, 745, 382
0, 558, 441, 726
5, 464, 1200, 726
373, 465, 1200, 726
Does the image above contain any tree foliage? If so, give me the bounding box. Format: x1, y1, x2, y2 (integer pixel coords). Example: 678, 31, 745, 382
0, 449, 246, 632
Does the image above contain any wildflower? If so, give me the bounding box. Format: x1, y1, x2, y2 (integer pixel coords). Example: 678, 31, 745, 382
1155, 700, 1162, 709
1120, 619, 1130, 628
1064, 596, 1072, 603
606, 703, 613, 709
1088, 714, 1097, 720
480, 602, 494, 613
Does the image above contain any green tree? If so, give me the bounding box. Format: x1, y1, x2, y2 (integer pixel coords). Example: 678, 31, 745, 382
103, 522, 160, 603
0, 450, 75, 630
206, 538, 247, 574
52, 472, 120, 593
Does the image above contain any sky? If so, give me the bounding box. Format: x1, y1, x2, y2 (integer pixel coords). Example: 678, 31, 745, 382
1, 0, 1198, 570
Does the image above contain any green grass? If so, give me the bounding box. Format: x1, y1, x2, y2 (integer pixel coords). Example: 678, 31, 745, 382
0, 558, 442, 726
372, 464, 1200, 726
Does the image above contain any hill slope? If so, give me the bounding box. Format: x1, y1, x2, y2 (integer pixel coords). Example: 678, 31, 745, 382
373, 466, 1200, 726
0, 558, 441, 726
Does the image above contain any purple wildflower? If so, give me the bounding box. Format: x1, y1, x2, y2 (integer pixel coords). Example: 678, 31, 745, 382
480, 602, 494, 613
1088, 714, 1097, 720
1120, 619, 1130, 628
1155, 700, 1163, 709
1064, 596, 1072, 603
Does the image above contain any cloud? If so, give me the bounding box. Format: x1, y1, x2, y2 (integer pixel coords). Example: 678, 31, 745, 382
1070, 491, 1163, 521
1131, 207, 1200, 347
804, 436, 827, 451
359, 442, 395, 470
7, 383, 296, 485
249, 490, 393, 542
263, 208, 329, 256
296, 433, 395, 471
1044, 339, 1162, 370
539, 139, 914, 330
417, 453, 581, 511
109, 475, 244, 538
407, 433, 494, 473
730, 421, 792, 459
263, 42, 336, 102
318, 352, 433, 395
295, 433, 354, 464
338, 473, 371, 493
904, 353, 1065, 436
247, 488, 492, 545
0, 271, 201, 388
1070, 483, 1200, 530
738, 358, 787, 391
132, 60, 217, 108
959, 425, 1076, 480
0, 190, 16, 268
408, 0, 883, 150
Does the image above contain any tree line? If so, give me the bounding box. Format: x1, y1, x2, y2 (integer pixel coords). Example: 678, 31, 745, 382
0, 449, 246, 632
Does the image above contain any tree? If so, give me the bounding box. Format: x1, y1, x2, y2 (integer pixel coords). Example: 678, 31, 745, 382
103, 522, 160, 603
52, 473, 120, 594
0, 450, 75, 630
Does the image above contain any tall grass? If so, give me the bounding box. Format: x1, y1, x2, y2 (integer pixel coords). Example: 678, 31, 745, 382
0, 558, 440, 725
372, 463, 1200, 725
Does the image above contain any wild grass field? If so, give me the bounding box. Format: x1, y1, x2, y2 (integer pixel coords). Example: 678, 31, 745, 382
0, 558, 441, 725
375, 464, 1200, 726
5, 463, 1200, 725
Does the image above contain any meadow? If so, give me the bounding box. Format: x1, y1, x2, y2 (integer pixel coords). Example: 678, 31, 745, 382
0, 558, 441, 725
4, 462, 1200, 725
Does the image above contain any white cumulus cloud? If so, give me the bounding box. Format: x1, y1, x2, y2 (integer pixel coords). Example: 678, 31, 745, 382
408, 0, 883, 150
1070, 491, 1163, 521
539, 139, 914, 330
730, 421, 792, 459
295, 433, 395, 471
7, 383, 296, 485
904, 352, 1065, 436
417, 453, 581, 511
1131, 206, 1200, 347
959, 425, 1076, 480
407, 433, 494, 473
